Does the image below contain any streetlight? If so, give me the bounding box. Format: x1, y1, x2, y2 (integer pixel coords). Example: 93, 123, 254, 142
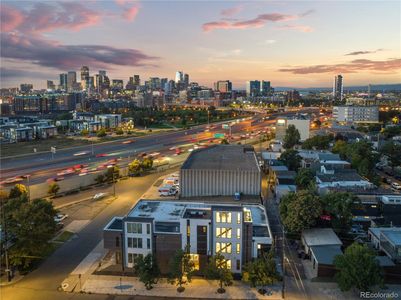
107, 165, 116, 197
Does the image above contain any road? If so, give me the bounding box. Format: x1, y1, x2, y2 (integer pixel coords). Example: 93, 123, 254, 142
0, 169, 178, 300
0, 116, 271, 186
1, 108, 320, 187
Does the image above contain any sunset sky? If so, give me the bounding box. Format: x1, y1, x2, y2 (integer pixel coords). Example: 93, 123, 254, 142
1, 0, 400, 89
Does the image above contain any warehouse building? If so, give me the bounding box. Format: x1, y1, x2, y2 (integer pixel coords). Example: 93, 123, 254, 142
180, 145, 261, 198
103, 199, 272, 274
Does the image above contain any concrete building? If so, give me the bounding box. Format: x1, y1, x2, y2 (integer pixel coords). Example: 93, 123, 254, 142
94, 114, 122, 129
180, 145, 261, 197
275, 115, 310, 142
214, 80, 232, 93
103, 199, 272, 274
246, 81, 261, 97
333, 105, 379, 124
301, 228, 343, 278
316, 169, 373, 192
368, 227, 401, 264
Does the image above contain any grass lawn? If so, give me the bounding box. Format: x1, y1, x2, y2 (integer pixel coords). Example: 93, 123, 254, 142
0, 136, 92, 157
53, 231, 74, 243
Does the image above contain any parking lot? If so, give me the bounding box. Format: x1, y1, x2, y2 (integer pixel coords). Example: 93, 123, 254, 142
141, 172, 180, 200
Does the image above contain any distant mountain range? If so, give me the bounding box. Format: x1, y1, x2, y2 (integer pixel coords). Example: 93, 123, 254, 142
274, 83, 401, 92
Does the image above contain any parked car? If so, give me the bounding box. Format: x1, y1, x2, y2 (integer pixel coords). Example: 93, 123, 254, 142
159, 187, 178, 197
391, 182, 401, 190
54, 213, 68, 223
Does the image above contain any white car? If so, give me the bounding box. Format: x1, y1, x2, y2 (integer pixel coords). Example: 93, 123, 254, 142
54, 213, 68, 223
93, 192, 108, 200
391, 182, 401, 190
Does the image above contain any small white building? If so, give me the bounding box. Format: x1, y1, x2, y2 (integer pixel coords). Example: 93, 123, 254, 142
275, 115, 310, 142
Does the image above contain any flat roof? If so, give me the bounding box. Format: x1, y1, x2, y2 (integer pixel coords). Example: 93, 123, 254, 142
381, 230, 401, 246
310, 245, 342, 265
181, 145, 259, 171
316, 170, 368, 183
104, 217, 123, 231
302, 228, 343, 246
128, 199, 269, 227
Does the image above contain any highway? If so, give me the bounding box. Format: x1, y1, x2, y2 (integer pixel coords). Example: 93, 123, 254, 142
1, 108, 320, 187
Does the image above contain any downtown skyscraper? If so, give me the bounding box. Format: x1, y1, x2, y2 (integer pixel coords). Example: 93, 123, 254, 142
333, 75, 343, 101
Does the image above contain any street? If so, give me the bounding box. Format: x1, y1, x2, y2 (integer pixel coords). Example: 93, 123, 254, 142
0, 168, 178, 300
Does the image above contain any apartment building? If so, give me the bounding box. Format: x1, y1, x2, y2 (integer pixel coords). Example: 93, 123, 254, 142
103, 200, 272, 274
333, 105, 379, 124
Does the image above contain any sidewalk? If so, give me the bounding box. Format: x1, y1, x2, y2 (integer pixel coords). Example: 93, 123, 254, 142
81, 275, 282, 300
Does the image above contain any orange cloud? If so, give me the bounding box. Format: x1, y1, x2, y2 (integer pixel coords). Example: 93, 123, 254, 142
279, 58, 401, 74
202, 10, 314, 32
123, 5, 139, 21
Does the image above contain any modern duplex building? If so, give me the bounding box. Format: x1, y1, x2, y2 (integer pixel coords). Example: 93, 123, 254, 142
333, 105, 379, 124
180, 145, 261, 198
103, 200, 272, 274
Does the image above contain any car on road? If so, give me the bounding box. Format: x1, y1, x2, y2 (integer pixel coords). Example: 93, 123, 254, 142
0, 177, 23, 185
122, 140, 135, 144
391, 182, 401, 190
73, 151, 89, 156
54, 213, 68, 223
93, 192, 108, 200
96, 153, 108, 157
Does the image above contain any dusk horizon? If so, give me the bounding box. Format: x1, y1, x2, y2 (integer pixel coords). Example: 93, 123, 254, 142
1, 0, 400, 89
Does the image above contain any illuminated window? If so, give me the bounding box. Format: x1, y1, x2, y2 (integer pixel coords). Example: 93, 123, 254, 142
216, 227, 232, 238
243, 208, 252, 222
236, 243, 240, 254
187, 225, 190, 236
189, 254, 200, 270
216, 242, 232, 254
237, 228, 241, 239
216, 212, 232, 223
237, 213, 241, 224
226, 259, 232, 270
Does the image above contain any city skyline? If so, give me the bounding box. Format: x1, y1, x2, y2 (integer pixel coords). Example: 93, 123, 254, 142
1, 0, 401, 89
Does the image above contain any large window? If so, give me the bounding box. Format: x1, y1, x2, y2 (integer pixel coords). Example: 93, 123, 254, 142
128, 253, 143, 264
127, 223, 142, 234
146, 224, 151, 234
237, 228, 241, 239
216, 242, 232, 254
216, 227, 232, 238
189, 254, 200, 270
216, 212, 232, 223
127, 237, 143, 248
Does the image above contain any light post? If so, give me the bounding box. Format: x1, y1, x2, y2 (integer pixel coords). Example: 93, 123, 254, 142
107, 166, 116, 197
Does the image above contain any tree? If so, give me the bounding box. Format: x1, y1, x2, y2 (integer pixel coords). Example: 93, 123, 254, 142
244, 248, 281, 295
47, 183, 60, 197
332, 140, 348, 160
135, 254, 160, 290
205, 253, 233, 294
220, 138, 229, 145
295, 168, 314, 190
168, 246, 195, 292
279, 149, 301, 171
279, 190, 322, 233
9, 184, 28, 199
302, 135, 333, 150
128, 159, 143, 176
321, 192, 358, 233
381, 141, 401, 172
2, 197, 57, 269
80, 129, 89, 136
141, 157, 154, 170
105, 166, 120, 183
334, 243, 383, 292
116, 128, 124, 135
97, 128, 107, 137
283, 125, 300, 149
